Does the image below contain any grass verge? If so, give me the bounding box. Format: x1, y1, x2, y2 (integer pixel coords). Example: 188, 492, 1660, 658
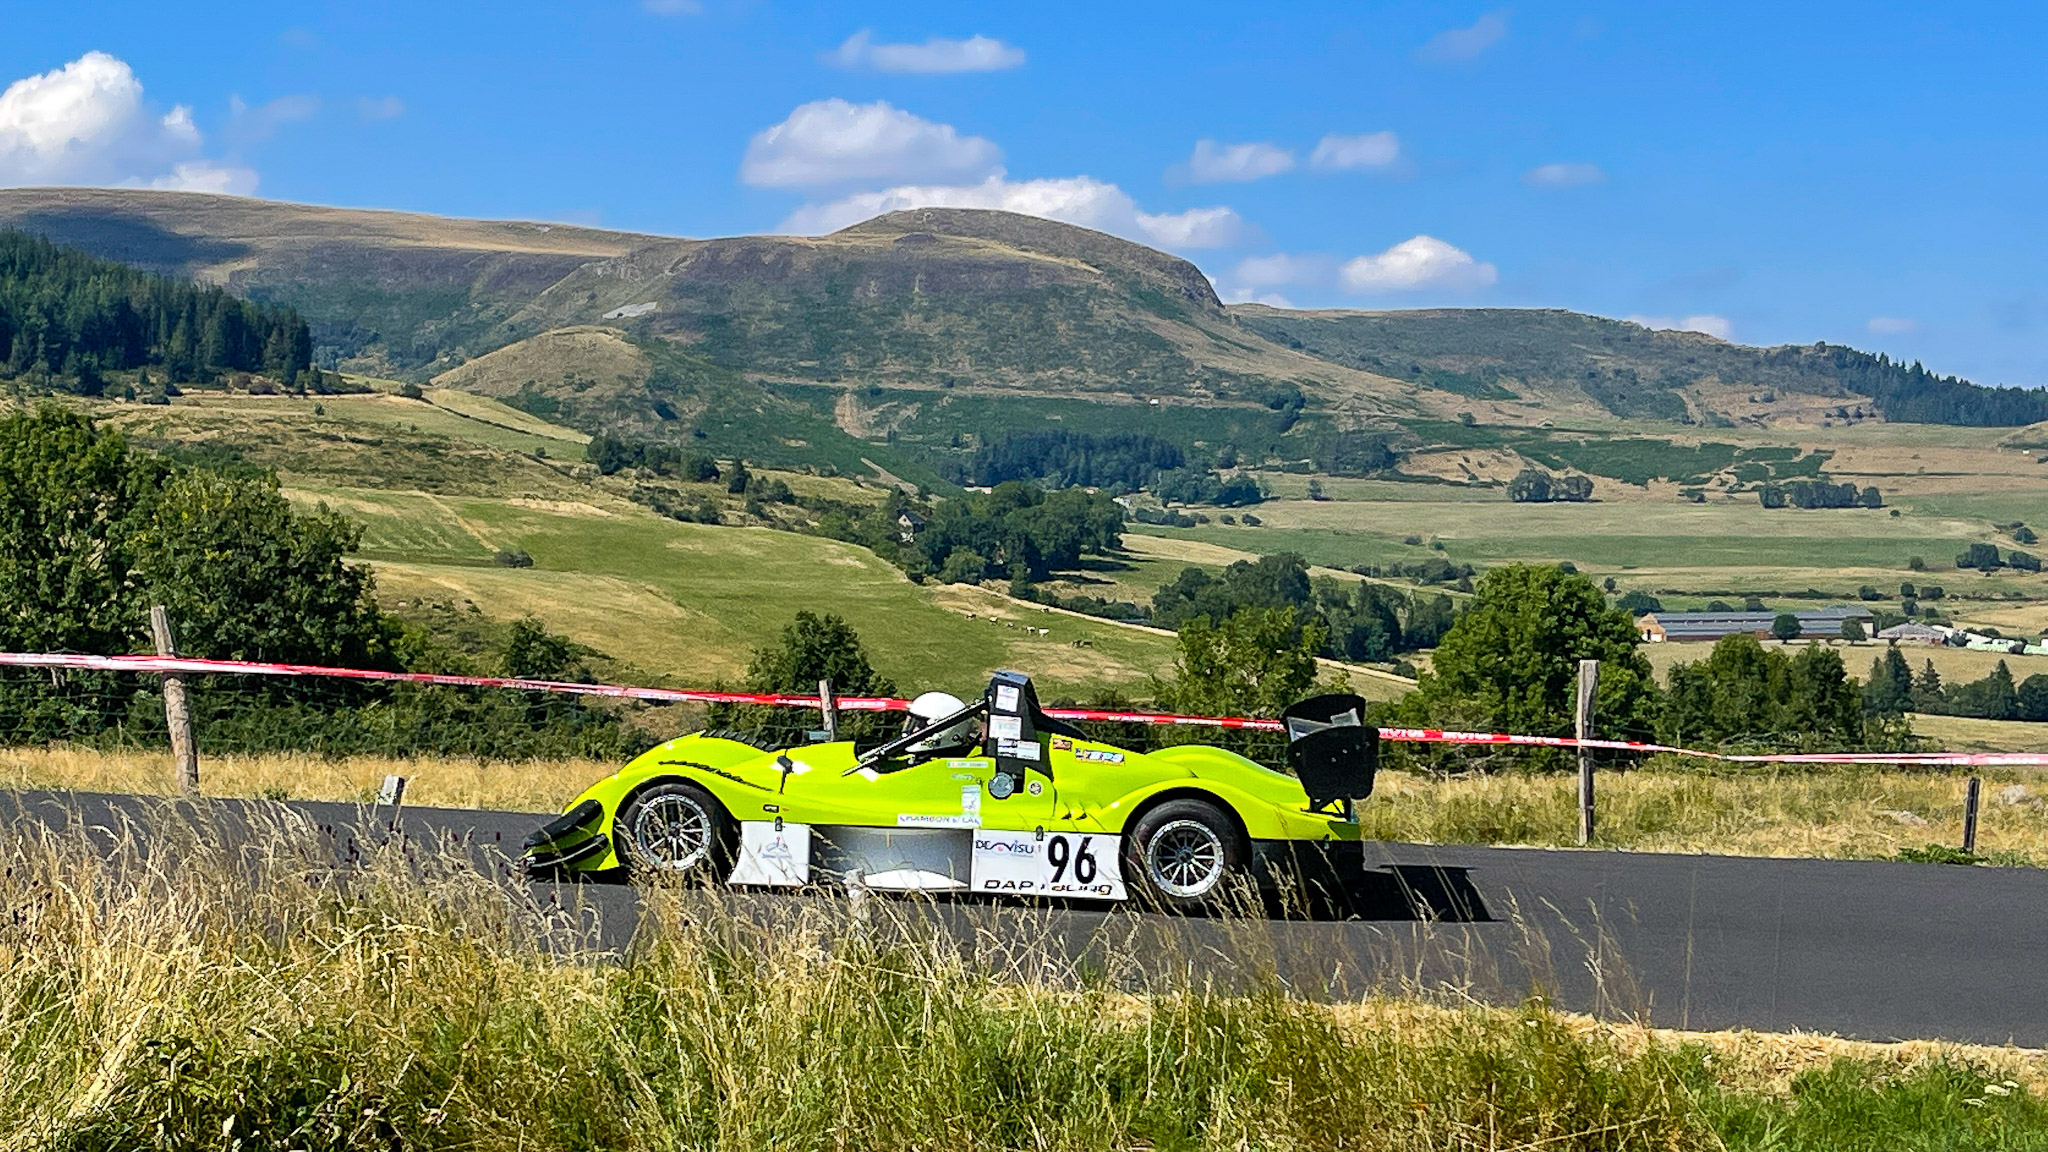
8, 803, 2048, 1149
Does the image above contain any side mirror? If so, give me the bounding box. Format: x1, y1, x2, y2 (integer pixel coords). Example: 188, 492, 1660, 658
1282, 693, 1377, 814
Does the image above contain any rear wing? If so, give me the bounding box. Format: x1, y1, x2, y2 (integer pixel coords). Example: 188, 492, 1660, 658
1282, 693, 1378, 814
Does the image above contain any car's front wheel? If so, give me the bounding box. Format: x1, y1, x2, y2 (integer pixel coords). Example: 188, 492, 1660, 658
1122, 798, 1244, 911
614, 780, 734, 880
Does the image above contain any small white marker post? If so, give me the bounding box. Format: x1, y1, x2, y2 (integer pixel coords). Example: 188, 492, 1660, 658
1577, 658, 1600, 847
378, 775, 407, 807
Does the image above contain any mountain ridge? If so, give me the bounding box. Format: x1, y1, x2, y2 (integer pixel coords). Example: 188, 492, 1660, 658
1, 187, 2041, 440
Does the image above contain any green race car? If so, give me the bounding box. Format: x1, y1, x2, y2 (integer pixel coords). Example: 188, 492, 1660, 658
523, 671, 1379, 909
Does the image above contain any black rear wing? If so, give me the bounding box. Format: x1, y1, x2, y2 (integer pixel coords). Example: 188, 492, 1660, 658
1282, 693, 1378, 814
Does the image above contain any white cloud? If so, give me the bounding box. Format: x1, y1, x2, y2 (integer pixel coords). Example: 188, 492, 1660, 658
0, 51, 255, 193
1310, 131, 1401, 172
779, 174, 1243, 251
1627, 314, 1734, 340
1524, 162, 1604, 188
1185, 139, 1295, 183
1228, 252, 1336, 289
741, 99, 1002, 188
1868, 316, 1918, 335
642, 0, 702, 14
826, 30, 1025, 74
1417, 11, 1510, 62
225, 93, 319, 148
1340, 236, 1497, 293
357, 95, 405, 122
148, 161, 258, 195
1220, 287, 1295, 307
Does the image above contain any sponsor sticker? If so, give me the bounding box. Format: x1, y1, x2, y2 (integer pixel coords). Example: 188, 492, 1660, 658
997, 739, 1042, 761
960, 785, 981, 820
969, 830, 1125, 900
1075, 748, 1124, 764
1050, 737, 1073, 751
990, 715, 1023, 741
897, 813, 981, 828
995, 685, 1022, 712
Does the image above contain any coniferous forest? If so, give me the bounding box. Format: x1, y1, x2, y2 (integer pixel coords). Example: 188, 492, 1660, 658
0, 229, 313, 393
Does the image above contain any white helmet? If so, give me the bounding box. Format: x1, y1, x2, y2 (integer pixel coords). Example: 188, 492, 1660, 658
905, 691, 975, 755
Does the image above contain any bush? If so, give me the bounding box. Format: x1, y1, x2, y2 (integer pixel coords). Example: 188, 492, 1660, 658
1771, 613, 1804, 641
397, 382, 424, 400
493, 549, 534, 568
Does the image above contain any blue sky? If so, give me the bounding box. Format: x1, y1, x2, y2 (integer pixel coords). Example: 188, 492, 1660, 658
4, 1, 2045, 387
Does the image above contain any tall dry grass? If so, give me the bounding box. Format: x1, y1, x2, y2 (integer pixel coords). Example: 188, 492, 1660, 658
1361, 761, 2048, 862
0, 744, 601, 813
4, 802, 2048, 1149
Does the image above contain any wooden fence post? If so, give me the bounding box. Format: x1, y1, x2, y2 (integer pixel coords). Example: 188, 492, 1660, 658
1963, 776, 1982, 854
1577, 658, 1599, 847
149, 604, 199, 795
819, 678, 839, 742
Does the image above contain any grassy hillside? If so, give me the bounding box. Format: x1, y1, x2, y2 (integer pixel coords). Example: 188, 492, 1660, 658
1233, 304, 2048, 428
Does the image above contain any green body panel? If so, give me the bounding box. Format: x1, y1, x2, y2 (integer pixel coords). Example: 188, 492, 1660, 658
557, 729, 1357, 873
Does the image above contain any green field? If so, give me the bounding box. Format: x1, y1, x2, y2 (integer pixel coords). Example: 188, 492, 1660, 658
294, 484, 1211, 700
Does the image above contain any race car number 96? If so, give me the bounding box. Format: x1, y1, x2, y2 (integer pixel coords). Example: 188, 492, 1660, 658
1045, 834, 1098, 884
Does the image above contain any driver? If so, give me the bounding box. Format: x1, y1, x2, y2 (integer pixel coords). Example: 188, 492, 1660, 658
903, 691, 980, 760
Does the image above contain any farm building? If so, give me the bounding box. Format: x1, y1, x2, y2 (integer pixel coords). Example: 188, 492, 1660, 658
1875, 622, 1951, 645
1635, 607, 1876, 643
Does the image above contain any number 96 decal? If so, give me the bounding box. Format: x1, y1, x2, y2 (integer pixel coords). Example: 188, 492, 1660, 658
970, 831, 1126, 900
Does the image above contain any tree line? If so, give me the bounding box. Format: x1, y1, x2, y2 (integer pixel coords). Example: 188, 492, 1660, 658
1821, 344, 2048, 426
0, 229, 314, 392
1864, 651, 2048, 722
1149, 554, 1455, 662
0, 408, 630, 759
1759, 480, 1882, 509
963, 430, 1184, 489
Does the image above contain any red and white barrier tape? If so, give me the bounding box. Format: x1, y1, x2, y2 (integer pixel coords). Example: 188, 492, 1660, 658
6, 651, 2044, 767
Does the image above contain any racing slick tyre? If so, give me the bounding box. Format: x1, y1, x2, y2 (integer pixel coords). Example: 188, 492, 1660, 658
614, 780, 736, 881
1122, 798, 1245, 912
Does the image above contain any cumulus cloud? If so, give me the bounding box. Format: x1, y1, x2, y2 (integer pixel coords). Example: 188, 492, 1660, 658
1524, 162, 1604, 188
1627, 314, 1734, 340
826, 30, 1025, 73
1183, 139, 1295, 183
741, 99, 1002, 188
0, 51, 256, 194
1868, 316, 1918, 335
1227, 252, 1337, 290
357, 95, 405, 121
1310, 131, 1401, 172
1417, 10, 1509, 62
1340, 236, 1497, 293
779, 174, 1243, 251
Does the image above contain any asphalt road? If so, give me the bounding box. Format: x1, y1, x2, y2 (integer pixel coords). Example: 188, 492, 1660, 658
7, 789, 2044, 1047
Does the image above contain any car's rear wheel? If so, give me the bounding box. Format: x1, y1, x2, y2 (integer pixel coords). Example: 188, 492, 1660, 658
1122, 798, 1244, 911
614, 780, 734, 880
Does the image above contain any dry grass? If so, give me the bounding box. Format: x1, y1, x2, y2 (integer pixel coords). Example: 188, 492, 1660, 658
0, 745, 595, 813
8, 805, 2047, 1149
1362, 765, 2048, 861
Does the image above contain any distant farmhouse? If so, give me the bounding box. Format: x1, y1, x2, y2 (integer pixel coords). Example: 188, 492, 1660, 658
1636, 607, 1876, 643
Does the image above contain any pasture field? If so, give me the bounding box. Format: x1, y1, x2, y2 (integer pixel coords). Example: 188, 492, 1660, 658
1641, 638, 2048, 689
303, 484, 1192, 698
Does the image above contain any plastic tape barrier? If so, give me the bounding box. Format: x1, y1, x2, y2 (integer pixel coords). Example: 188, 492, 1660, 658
6, 651, 2044, 767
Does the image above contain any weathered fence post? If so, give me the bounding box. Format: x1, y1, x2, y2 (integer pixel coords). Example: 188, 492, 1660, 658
819, 678, 839, 742
1577, 658, 1599, 847
1963, 776, 1982, 854
149, 604, 200, 795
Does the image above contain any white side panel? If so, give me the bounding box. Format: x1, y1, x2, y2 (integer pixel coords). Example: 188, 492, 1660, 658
728, 821, 811, 887
860, 868, 969, 892
970, 831, 1125, 900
